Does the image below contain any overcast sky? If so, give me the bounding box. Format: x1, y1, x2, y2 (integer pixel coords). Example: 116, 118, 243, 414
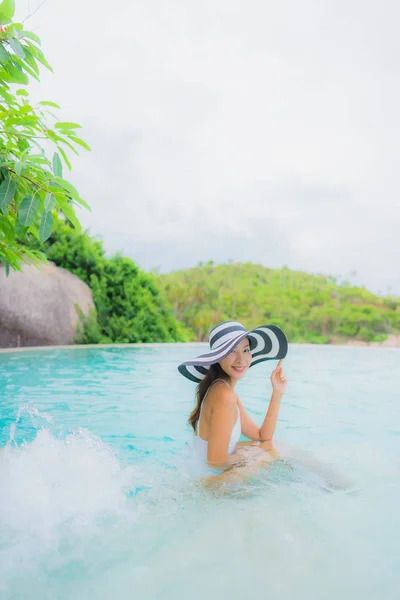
16, 0, 400, 295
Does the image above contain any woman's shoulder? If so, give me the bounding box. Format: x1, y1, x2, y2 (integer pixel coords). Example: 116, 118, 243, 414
207, 380, 237, 407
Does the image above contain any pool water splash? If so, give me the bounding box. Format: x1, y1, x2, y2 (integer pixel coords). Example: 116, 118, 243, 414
0, 410, 146, 595
7, 403, 54, 446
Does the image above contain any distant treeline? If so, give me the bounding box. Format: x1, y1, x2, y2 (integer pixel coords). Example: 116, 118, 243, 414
155, 261, 400, 344
25, 224, 399, 345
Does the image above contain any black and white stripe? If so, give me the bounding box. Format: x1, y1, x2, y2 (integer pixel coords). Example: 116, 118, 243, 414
178, 321, 288, 383
209, 321, 247, 349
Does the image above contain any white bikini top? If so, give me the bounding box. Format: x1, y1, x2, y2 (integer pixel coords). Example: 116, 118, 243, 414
193, 378, 241, 461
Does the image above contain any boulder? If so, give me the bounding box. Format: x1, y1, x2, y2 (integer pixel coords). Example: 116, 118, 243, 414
370, 334, 400, 348
0, 262, 95, 347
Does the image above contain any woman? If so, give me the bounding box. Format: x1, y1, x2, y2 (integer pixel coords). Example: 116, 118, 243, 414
178, 320, 288, 475
179, 320, 351, 491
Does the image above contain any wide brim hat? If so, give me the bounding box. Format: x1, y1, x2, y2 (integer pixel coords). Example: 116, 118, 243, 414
178, 320, 288, 383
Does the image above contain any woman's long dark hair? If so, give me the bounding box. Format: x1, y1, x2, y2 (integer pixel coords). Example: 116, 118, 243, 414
188, 363, 229, 432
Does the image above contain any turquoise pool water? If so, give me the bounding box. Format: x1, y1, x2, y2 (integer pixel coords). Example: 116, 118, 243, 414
1, 344, 399, 599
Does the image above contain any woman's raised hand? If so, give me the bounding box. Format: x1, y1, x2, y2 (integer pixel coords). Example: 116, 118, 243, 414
270, 359, 288, 394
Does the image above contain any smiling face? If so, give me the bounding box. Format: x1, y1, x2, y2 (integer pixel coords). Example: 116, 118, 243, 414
219, 337, 252, 383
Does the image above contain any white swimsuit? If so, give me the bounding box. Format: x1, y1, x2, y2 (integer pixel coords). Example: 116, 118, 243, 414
193, 378, 241, 461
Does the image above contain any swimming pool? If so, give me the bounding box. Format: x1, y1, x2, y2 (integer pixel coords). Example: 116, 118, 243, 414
1, 344, 399, 599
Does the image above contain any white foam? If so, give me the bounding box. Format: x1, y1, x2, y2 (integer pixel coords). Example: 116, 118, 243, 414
0, 424, 139, 592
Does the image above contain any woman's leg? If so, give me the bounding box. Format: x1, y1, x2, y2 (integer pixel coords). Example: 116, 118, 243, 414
274, 440, 351, 489
235, 440, 351, 489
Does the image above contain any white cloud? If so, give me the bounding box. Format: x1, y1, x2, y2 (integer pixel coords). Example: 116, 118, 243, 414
16, 0, 400, 294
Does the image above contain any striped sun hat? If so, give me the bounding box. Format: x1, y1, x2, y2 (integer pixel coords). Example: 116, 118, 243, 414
178, 320, 288, 383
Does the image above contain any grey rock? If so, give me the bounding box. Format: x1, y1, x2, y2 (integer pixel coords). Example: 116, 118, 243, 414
0, 262, 95, 347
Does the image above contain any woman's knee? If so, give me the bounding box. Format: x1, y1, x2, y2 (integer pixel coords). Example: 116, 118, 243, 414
259, 440, 280, 459
259, 440, 274, 451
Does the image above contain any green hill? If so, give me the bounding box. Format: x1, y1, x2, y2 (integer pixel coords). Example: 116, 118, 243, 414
155, 262, 400, 344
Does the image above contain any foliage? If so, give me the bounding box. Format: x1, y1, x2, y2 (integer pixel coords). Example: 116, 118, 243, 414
24, 218, 191, 343
155, 262, 400, 344
0, 0, 89, 274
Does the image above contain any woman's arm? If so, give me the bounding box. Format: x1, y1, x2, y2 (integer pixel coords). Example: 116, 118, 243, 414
239, 359, 287, 441
259, 390, 284, 441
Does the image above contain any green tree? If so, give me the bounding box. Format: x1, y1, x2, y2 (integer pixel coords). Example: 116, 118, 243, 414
0, 0, 89, 274
25, 218, 192, 344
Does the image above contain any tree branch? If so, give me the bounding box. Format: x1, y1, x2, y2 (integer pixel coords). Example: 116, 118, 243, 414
22, 0, 50, 24
4, 166, 53, 194
0, 130, 48, 140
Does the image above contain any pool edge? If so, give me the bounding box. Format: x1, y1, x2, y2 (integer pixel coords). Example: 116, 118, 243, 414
0, 342, 398, 355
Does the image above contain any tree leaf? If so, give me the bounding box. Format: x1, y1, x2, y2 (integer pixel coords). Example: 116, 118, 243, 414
39, 209, 53, 242
74, 196, 91, 210
22, 47, 39, 75
19, 58, 40, 81
0, 0, 15, 25
19, 30, 41, 45
0, 42, 9, 63
56, 145, 72, 170
46, 130, 79, 155
52, 151, 62, 177
44, 192, 56, 211
51, 176, 80, 200
16, 88, 28, 96
0, 213, 14, 238
57, 199, 81, 230
18, 195, 40, 226
14, 160, 23, 175
55, 121, 81, 130
0, 176, 15, 212
68, 135, 91, 151
7, 36, 25, 59
39, 100, 60, 109
0, 86, 15, 103
26, 155, 49, 166
14, 219, 28, 237
4, 61, 28, 84
0, 66, 13, 82
5, 23, 22, 36
17, 104, 33, 115
28, 45, 52, 72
